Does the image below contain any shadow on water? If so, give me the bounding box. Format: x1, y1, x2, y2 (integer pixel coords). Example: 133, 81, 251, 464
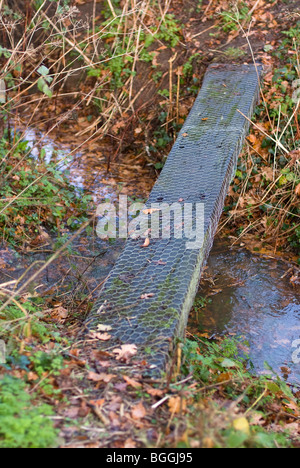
189, 238, 300, 385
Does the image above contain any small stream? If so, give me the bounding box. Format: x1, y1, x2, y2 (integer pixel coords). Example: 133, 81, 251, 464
4, 124, 300, 385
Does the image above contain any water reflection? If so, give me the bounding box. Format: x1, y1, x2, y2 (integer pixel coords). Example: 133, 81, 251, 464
18, 124, 153, 204
189, 238, 300, 384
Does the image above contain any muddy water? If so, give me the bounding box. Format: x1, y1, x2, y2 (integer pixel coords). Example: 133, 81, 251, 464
189, 238, 300, 385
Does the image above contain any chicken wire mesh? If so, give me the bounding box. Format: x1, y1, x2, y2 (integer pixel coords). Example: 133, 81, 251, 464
86, 63, 262, 374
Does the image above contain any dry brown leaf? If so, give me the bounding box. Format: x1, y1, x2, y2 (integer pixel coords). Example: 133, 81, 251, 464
141, 237, 150, 247
88, 372, 115, 382
141, 293, 155, 299
27, 372, 38, 381
113, 344, 137, 361
147, 387, 164, 397
90, 331, 111, 341
124, 438, 137, 448
131, 402, 146, 420
53, 306, 68, 320
262, 166, 274, 181
143, 208, 159, 214
247, 134, 257, 145
283, 400, 300, 416
64, 406, 80, 418
168, 396, 186, 414
123, 375, 142, 389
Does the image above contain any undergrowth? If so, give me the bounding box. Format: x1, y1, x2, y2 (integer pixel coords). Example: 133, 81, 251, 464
221, 22, 300, 258
0, 374, 58, 448
178, 335, 299, 448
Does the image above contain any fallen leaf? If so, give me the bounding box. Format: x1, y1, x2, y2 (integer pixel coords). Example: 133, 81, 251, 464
89, 399, 105, 407
124, 438, 137, 448
113, 344, 137, 361
114, 382, 128, 391
233, 417, 250, 436
131, 402, 146, 420
153, 259, 166, 265
88, 372, 116, 382
141, 237, 150, 247
143, 208, 159, 214
168, 396, 186, 414
90, 331, 111, 341
147, 387, 164, 397
123, 375, 142, 388
27, 372, 38, 381
283, 400, 300, 416
249, 412, 265, 426
141, 293, 155, 299
202, 437, 214, 448
51, 306, 68, 321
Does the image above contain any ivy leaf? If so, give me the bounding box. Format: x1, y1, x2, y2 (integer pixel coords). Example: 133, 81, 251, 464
220, 358, 238, 368
42, 83, 53, 98
37, 77, 53, 98
37, 65, 49, 76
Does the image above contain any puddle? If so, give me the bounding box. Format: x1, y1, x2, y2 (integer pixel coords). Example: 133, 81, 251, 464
188, 238, 300, 385
15, 122, 154, 204
0, 120, 154, 296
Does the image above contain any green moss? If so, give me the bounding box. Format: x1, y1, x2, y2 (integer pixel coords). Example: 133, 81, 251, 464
0, 375, 58, 448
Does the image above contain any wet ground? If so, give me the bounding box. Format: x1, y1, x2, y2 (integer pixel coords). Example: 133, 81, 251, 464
189, 238, 300, 385
0, 121, 153, 300
18, 122, 153, 204
2, 124, 300, 384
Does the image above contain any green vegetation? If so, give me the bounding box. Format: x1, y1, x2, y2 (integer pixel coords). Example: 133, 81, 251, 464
179, 336, 299, 448
0, 0, 299, 449
0, 298, 56, 344
0, 375, 58, 448
87, 4, 182, 106
219, 2, 250, 32
223, 23, 300, 258
0, 130, 92, 248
